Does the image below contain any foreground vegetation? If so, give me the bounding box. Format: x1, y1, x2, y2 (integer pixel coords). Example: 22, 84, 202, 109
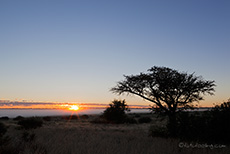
0, 110, 229, 154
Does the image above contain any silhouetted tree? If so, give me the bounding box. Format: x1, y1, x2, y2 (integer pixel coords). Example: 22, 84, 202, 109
209, 99, 230, 143
103, 99, 130, 123
111, 66, 215, 135
212, 99, 230, 113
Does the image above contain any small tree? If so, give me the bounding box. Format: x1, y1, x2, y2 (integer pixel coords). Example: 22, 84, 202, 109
111, 66, 215, 135
103, 99, 130, 123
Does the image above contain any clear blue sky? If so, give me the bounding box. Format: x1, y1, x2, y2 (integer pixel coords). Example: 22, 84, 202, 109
0, 0, 229, 107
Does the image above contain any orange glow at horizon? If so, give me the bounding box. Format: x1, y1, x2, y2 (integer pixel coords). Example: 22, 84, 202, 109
0, 101, 150, 110
68, 105, 80, 111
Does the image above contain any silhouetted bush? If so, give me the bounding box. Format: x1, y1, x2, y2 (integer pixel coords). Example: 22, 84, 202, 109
13, 116, 24, 121
149, 100, 230, 144
208, 100, 230, 143
138, 117, 152, 123
0, 117, 9, 121
103, 100, 129, 124
18, 117, 43, 129
169, 100, 230, 143
174, 112, 210, 141
150, 112, 212, 141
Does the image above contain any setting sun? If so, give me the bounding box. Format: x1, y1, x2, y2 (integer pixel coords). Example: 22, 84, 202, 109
68, 105, 79, 111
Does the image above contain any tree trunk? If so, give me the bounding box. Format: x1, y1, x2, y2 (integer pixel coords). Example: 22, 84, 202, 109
167, 112, 178, 137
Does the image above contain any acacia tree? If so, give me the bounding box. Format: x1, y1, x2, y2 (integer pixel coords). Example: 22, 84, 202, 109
103, 99, 129, 123
111, 66, 215, 134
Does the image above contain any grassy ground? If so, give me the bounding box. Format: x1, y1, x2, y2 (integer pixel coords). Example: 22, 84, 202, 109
0, 113, 229, 154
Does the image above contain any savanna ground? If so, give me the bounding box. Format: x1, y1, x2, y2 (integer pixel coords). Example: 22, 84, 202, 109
0, 113, 229, 154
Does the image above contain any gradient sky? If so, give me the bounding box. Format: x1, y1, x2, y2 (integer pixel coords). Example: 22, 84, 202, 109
0, 0, 229, 107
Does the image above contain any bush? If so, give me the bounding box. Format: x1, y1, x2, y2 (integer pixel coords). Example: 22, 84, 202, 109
149, 100, 230, 144
173, 101, 230, 143
175, 112, 210, 141
208, 100, 230, 143
0, 117, 9, 121
13, 116, 24, 121
18, 117, 43, 129
138, 117, 152, 124
103, 99, 129, 124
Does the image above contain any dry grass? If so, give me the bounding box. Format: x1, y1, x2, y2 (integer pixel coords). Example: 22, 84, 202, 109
1, 114, 229, 154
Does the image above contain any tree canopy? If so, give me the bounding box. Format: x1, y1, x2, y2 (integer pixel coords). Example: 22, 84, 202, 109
111, 66, 216, 115
103, 99, 129, 123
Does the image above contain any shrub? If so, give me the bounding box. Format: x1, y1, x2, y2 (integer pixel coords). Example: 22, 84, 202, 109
13, 116, 24, 121
0, 117, 9, 120
103, 99, 129, 124
175, 112, 210, 141
138, 117, 152, 124
208, 100, 230, 143
173, 101, 230, 144
18, 117, 43, 129
151, 100, 230, 144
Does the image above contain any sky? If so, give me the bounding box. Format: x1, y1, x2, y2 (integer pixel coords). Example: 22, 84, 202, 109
0, 0, 230, 107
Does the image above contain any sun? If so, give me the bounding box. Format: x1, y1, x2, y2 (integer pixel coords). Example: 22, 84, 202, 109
68, 105, 79, 111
